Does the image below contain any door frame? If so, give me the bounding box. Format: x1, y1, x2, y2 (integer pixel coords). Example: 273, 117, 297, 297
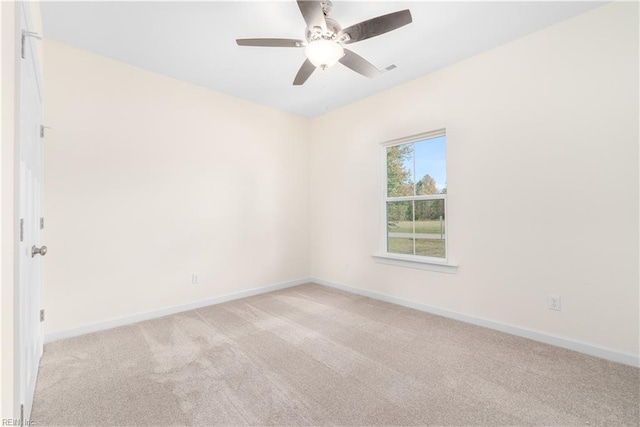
1, 0, 23, 421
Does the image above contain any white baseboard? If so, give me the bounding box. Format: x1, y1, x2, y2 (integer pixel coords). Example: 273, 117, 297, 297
44, 277, 312, 343
45, 275, 639, 368
312, 278, 640, 368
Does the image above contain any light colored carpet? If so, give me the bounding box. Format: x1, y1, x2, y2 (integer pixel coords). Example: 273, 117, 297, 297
32, 283, 639, 426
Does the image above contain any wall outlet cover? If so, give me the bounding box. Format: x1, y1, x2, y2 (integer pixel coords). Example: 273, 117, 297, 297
548, 295, 561, 311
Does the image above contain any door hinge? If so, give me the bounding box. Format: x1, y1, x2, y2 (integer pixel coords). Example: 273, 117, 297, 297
20, 403, 24, 426
40, 125, 51, 138
21, 30, 42, 59
20, 218, 24, 242
40, 309, 45, 322
40, 217, 44, 229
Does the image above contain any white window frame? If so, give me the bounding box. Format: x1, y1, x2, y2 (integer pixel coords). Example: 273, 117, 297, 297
374, 129, 458, 273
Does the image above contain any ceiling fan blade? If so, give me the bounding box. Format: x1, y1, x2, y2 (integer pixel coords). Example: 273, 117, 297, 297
297, 0, 326, 31
340, 9, 412, 44
236, 38, 304, 48
293, 58, 316, 86
339, 49, 381, 78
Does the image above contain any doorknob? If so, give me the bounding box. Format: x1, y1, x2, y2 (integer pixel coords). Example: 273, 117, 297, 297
32, 245, 47, 258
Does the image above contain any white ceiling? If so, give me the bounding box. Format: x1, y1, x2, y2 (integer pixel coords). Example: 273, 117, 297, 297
41, 1, 603, 117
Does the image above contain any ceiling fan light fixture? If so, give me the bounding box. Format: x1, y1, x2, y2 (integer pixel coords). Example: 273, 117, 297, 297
305, 39, 344, 70
236, 2, 413, 85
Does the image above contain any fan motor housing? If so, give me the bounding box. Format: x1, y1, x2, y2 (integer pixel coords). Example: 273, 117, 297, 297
306, 17, 342, 42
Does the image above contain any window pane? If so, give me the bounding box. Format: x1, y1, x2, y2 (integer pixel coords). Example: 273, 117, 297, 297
414, 199, 445, 258
387, 144, 414, 197
387, 201, 413, 255
415, 136, 447, 195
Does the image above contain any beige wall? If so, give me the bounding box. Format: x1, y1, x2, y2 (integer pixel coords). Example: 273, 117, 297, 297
42, 2, 638, 361
309, 3, 639, 357
43, 41, 310, 333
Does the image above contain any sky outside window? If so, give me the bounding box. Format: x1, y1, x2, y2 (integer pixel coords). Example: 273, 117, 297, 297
397, 136, 446, 193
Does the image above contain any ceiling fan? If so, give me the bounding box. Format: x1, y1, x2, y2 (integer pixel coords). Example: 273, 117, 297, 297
236, 0, 412, 85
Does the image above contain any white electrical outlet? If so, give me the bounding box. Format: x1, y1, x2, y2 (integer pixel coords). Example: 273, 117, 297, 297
191, 274, 199, 285
548, 295, 561, 311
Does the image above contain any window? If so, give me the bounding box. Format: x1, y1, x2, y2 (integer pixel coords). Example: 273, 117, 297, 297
383, 130, 448, 263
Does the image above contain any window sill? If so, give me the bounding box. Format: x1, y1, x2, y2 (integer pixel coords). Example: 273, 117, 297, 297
372, 254, 458, 274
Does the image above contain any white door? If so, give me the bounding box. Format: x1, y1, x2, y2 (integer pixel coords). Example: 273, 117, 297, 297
18, 1, 45, 421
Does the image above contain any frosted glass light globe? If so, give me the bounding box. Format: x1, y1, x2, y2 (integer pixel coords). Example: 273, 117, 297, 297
305, 39, 344, 70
